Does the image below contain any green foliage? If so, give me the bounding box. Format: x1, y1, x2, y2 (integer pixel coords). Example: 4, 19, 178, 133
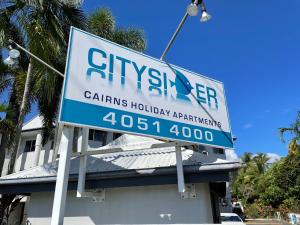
253, 153, 270, 174
233, 112, 300, 218
278, 198, 300, 217
113, 28, 146, 52
88, 8, 115, 40
1, 2, 147, 222
245, 203, 260, 218
0, 0, 87, 148
233, 160, 261, 204
88, 8, 146, 52
241, 152, 253, 164
245, 201, 275, 219
279, 111, 300, 155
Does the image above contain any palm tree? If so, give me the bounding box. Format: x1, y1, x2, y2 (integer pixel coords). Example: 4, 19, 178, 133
0, 5, 146, 222
0, 50, 23, 176
0, 0, 86, 175
241, 152, 253, 164
279, 111, 300, 156
0, 103, 13, 174
0, 1, 86, 222
88, 8, 146, 52
253, 153, 270, 174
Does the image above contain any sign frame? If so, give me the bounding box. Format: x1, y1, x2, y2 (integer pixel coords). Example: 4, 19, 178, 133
59, 27, 234, 149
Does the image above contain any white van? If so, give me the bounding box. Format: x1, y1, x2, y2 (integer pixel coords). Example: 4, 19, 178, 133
221, 213, 246, 224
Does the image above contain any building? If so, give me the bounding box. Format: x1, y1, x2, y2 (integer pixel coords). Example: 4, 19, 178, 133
0, 116, 241, 224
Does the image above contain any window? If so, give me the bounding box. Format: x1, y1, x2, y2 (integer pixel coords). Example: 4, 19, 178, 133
88, 129, 106, 142
213, 148, 224, 154
113, 132, 122, 140
24, 140, 36, 153
221, 216, 242, 222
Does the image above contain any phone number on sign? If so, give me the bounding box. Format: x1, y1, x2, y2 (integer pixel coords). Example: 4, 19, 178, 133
102, 112, 214, 142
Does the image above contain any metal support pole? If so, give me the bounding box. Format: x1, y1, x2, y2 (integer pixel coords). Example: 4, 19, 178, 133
77, 128, 89, 197
175, 145, 186, 193
8, 39, 64, 77
50, 125, 74, 225
160, 12, 189, 61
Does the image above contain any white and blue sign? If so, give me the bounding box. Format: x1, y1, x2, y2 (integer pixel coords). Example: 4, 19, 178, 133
59, 27, 233, 148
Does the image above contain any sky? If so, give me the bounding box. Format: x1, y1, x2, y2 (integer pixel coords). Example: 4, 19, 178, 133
81, 0, 300, 158
3, 0, 299, 159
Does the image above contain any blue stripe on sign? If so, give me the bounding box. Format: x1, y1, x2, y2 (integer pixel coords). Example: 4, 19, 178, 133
60, 99, 233, 148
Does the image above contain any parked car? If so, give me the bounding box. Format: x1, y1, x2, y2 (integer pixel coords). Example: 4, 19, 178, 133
288, 213, 300, 225
232, 201, 246, 221
221, 213, 246, 224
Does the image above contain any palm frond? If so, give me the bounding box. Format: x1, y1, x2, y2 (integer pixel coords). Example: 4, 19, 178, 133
0, 103, 9, 113
279, 111, 300, 143
113, 27, 146, 52
88, 8, 115, 40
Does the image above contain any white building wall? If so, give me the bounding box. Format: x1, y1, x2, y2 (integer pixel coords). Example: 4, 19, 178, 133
13, 130, 117, 173
1, 153, 10, 176
14, 136, 54, 172
27, 183, 213, 225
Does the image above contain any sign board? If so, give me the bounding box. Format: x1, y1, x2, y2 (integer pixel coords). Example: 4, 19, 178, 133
59, 27, 233, 148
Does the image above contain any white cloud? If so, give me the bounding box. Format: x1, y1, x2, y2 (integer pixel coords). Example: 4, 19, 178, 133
252, 153, 282, 164
225, 149, 241, 162
243, 123, 253, 129
266, 153, 281, 163
228, 152, 281, 164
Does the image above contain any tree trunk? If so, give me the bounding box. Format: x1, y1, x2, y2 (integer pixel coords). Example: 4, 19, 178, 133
7, 60, 33, 174
0, 133, 8, 176
0, 90, 20, 176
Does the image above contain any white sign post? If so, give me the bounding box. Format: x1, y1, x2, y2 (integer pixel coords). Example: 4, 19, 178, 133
50, 125, 74, 225
59, 27, 233, 148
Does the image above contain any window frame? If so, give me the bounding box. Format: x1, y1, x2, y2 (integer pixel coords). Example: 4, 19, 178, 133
23, 140, 36, 153
88, 129, 106, 143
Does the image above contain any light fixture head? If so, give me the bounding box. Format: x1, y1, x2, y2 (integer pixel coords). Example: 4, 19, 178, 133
187, 3, 198, 16
200, 1, 212, 22
200, 10, 212, 22
9, 49, 20, 59
4, 56, 15, 66
4, 56, 19, 68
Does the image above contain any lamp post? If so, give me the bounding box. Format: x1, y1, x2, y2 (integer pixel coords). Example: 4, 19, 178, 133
160, 0, 212, 194
3, 40, 64, 174
160, 0, 212, 61
4, 40, 64, 77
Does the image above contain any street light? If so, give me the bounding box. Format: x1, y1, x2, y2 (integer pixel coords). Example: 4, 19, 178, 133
9, 49, 20, 59
200, 2, 212, 22
3, 44, 21, 68
187, 1, 199, 16
4, 39, 64, 77
187, 0, 212, 20
160, 0, 212, 61
2, 39, 64, 175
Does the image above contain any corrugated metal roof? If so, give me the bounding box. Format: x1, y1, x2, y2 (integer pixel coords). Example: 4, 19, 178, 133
1, 146, 237, 180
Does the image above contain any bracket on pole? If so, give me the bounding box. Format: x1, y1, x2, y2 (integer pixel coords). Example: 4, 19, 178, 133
181, 183, 196, 199
81, 188, 105, 203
